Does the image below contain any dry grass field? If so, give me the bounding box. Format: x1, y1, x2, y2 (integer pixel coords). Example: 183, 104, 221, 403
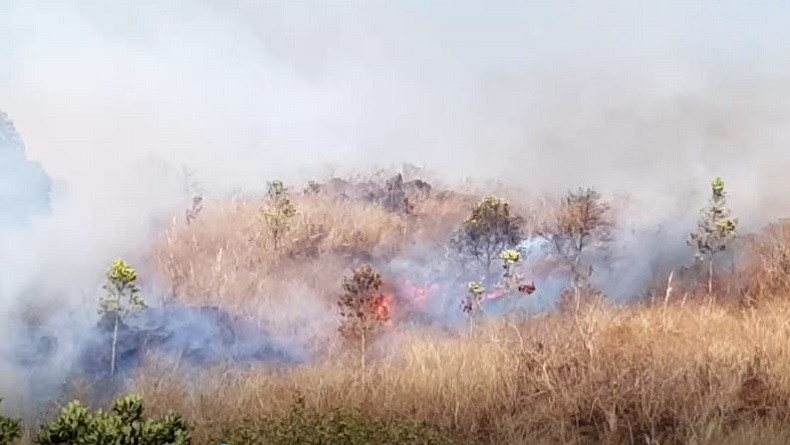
101, 179, 790, 444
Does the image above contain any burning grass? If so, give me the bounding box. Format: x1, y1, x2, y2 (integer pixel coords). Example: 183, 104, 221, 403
126, 177, 790, 443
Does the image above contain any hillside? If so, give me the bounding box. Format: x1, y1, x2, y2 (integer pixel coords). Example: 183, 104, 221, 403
91, 173, 790, 444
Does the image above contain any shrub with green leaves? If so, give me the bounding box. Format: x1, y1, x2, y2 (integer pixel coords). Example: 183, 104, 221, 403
35, 395, 190, 445
0, 399, 21, 445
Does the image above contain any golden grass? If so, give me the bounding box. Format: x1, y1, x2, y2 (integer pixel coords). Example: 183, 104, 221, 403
130, 298, 790, 444
152, 193, 471, 314
136, 188, 790, 444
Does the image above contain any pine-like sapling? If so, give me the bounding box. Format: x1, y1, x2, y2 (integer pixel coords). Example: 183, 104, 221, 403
337, 264, 391, 369
689, 177, 738, 294
99, 259, 147, 377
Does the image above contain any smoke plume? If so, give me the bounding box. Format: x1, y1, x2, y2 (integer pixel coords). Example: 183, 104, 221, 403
2, 0, 790, 414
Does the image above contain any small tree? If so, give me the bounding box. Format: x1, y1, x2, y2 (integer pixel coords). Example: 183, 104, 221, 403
461, 281, 485, 332
460, 251, 536, 328
337, 265, 391, 368
100, 259, 147, 377
35, 395, 190, 445
689, 177, 738, 294
497, 249, 536, 310
538, 187, 611, 307
0, 399, 21, 445
451, 196, 524, 273
260, 180, 297, 250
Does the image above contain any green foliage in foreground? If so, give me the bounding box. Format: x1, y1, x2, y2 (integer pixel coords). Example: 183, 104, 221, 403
0, 399, 21, 445
217, 401, 452, 445
34, 395, 190, 445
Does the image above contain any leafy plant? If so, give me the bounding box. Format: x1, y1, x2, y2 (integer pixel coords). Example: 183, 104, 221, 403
689, 177, 738, 293
461, 281, 485, 331
461, 250, 536, 323
451, 196, 524, 273
497, 249, 535, 309
0, 399, 21, 445
260, 180, 297, 250
35, 395, 190, 445
99, 259, 147, 377
338, 264, 391, 368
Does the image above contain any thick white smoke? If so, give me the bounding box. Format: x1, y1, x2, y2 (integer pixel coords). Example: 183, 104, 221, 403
2, 0, 790, 414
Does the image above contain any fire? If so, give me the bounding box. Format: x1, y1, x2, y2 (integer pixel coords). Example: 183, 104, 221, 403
484, 282, 535, 300
485, 288, 507, 300
368, 277, 536, 327
371, 292, 396, 325
397, 280, 438, 311
368, 279, 438, 326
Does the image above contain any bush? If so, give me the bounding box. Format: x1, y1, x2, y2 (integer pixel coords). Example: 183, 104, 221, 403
451, 196, 524, 273
0, 399, 21, 445
35, 395, 190, 445
218, 401, 452, 445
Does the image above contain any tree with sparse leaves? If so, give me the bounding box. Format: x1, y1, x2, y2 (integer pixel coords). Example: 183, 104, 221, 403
260, 180, 297, 250
689, 177, 738, 294
100, 260, 147, 377
461, 281, 485, 330
497, 249, 536, 310
461, 249, 536, 325
337, 264, 391, 368
538, 187, 611, 308
451, 196, 524, 273
0, 399, 20, 445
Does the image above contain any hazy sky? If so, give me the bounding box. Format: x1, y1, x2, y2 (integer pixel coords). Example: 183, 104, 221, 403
3, 1, 790, 219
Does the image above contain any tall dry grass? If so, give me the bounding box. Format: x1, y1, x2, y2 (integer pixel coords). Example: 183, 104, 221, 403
134, 298, 790, 444
135, 186, 790, 444
153, 193, 471, 313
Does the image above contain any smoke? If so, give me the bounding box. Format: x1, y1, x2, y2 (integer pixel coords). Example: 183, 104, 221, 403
2, 0, 790, 414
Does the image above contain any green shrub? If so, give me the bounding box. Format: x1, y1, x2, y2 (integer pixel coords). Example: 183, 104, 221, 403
35, 395, 190, 445
0, 399, 21, 445
217, 401, 452, 445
